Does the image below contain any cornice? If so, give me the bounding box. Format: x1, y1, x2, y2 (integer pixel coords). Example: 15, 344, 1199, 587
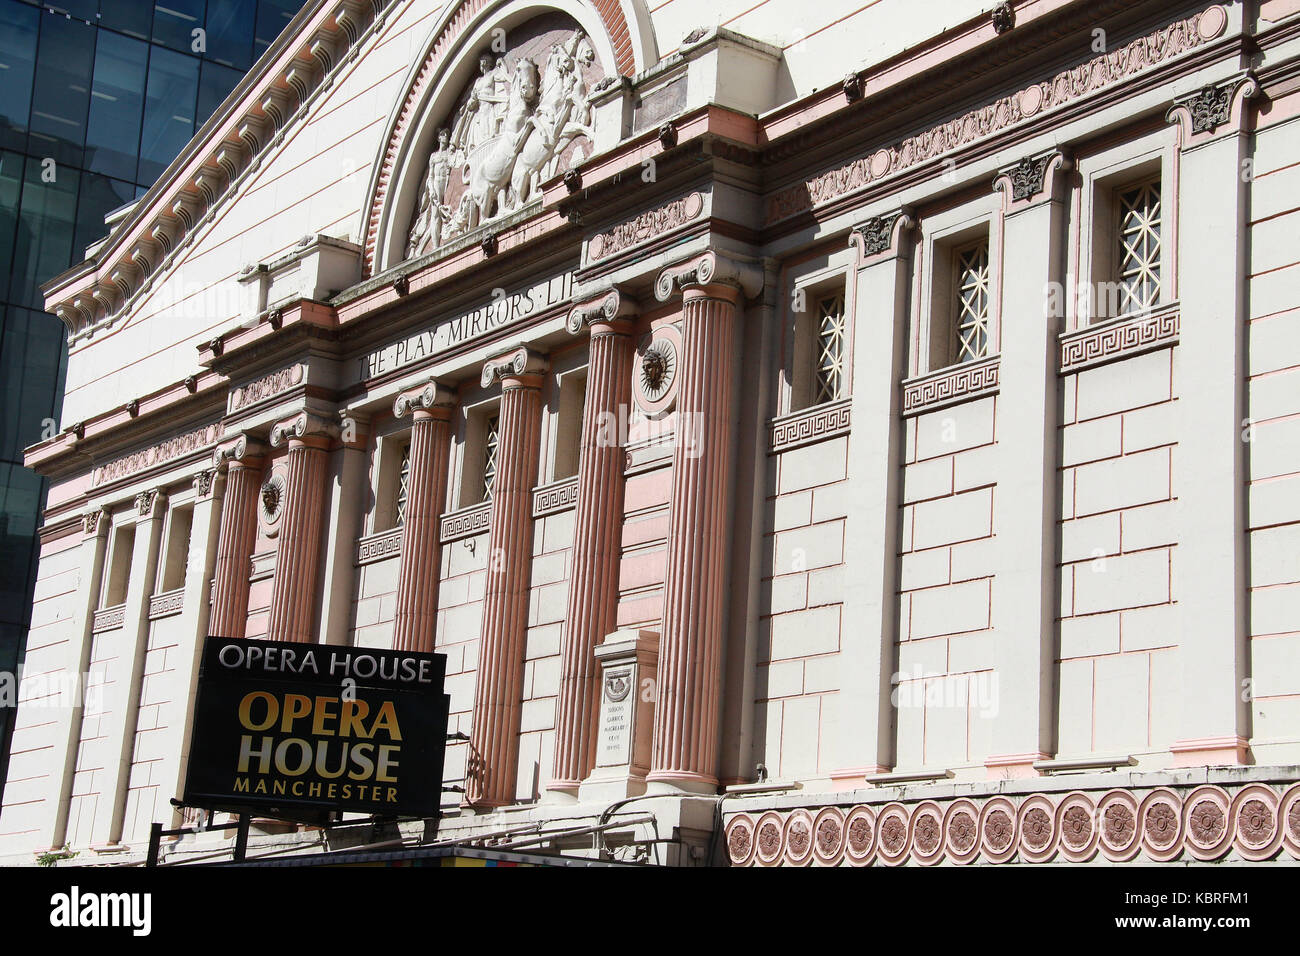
43, 0, 394, 338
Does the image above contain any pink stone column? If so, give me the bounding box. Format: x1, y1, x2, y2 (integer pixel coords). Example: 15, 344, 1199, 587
266, 412, 334, 644
210, 436, 266, 638
392, 382, 456, 653
647, 251, 762, 792
548, 290, 637, 798
466, 348, 548, 809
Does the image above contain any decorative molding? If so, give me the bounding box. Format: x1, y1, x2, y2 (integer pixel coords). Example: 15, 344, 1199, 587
654, 250, 764, 302
91, 423, 222, 488
764, 7, 1228, 225
148, 588, 186, 620
725, 781, 1300, 866
228, 364, 304, 413
586, 192, 705, 262
532, 476, 579, 517
356, 526, 403, 565
259, 473, 287, 531
769, 399, 851, 454
481, 347, 548, 389
1059, 307, 1179, 373
92, 604, 127, 634
902, 357, 1000, 415
440, 501, 491, 543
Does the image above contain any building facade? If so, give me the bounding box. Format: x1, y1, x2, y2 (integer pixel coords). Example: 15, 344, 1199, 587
0, 0, 309, 799
2, 0, 1299, 866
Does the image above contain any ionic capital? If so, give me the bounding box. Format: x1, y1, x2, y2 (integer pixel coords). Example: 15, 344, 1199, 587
393, 381, 457, 419
213, 433, 268, 470
653, 250, 764, 303
81, 507, 109, 538
566, 287, 639, 336
134, 488, 167, 519
269, 411, 338, 449
481, 347, 549, 390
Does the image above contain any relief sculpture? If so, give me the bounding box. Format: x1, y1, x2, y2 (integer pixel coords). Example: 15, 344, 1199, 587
406, 24, 601, 260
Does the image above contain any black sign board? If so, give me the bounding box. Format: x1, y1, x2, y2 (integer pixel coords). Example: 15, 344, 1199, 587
183, 637, 449, 821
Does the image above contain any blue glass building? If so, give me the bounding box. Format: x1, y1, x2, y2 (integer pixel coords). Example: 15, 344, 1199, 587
0, 0, 308, 796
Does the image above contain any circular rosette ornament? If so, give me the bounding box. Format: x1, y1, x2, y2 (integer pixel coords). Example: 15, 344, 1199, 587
1139, 788, 1184, 862
811, 806, 846, 866
1096, 789, 1141, 862
842, 805, 877, 866
753, 811, 785, 867
783, 808, 815, 866
724, 813, 756, 867
909, 801, 945, 865
979, 796, 1018, 863
876, 803, 910, 866
1017, 794, 1058, 863
258, 469, 287, 536
633, 325, 682, 418
943, 798, 981, 865
1182, 785, 1232, 861
1055, 792, 1099, 862
1230, 784, 1281, 862
1280, 782, 1300, 860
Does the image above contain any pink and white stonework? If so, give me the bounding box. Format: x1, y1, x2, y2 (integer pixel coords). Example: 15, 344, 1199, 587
3, 0, 1300, 865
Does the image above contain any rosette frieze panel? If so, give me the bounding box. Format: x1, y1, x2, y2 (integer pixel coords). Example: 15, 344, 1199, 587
724, 781, 1300, 866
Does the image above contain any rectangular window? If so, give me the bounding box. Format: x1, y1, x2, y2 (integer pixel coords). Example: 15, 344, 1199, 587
954, 240, 991, 363
813, 289, 847, 404
395, 442, 411, 526
1116, 180, 1161, 315
482, 415, 500, 502
159, 504, 193, 592
103, 523, 136, 608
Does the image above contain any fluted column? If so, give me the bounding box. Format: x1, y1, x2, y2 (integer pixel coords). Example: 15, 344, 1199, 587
209, 435, 266, 638
549, 289, 638, 798
267, 412, 335, 644
392, 381, 456, 652
648, 251, 763, 792
466, 347, 548, 808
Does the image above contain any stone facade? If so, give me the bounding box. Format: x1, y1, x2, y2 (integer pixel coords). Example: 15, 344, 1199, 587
3, 0, 1300, 866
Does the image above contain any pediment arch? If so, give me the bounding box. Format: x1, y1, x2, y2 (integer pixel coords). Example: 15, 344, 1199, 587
363, 0, 650, 276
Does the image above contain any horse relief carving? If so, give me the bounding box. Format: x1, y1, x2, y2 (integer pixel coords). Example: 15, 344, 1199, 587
406, 27, 601, 260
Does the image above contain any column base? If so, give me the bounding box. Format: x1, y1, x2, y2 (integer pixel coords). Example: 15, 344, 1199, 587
1170, 736, 1250, 767
539, 781, 580, 806
643, 770, 719, 796
984, 752, 1050, 780
578, 767, 649, 805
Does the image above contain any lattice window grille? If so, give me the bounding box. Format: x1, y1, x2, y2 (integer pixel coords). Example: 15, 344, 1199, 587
955, 242, 991, 363
813, 290, 847, 404
1117, 180, 1161, 315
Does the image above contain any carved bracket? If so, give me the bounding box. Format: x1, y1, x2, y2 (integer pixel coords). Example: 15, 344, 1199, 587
993, 150, 1072, 207
1168, 73, 1260, 139
848, 210, 914, 263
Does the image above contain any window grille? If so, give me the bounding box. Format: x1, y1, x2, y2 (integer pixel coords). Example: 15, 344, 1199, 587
482, 415, 500, 502
955, 242, 991, 362
395, 443, 411, 526
1116, 180, 1161, 315
813, 290, 847, 404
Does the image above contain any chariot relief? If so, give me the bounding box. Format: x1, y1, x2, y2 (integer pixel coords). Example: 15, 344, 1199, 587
406, 19, 602, 260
